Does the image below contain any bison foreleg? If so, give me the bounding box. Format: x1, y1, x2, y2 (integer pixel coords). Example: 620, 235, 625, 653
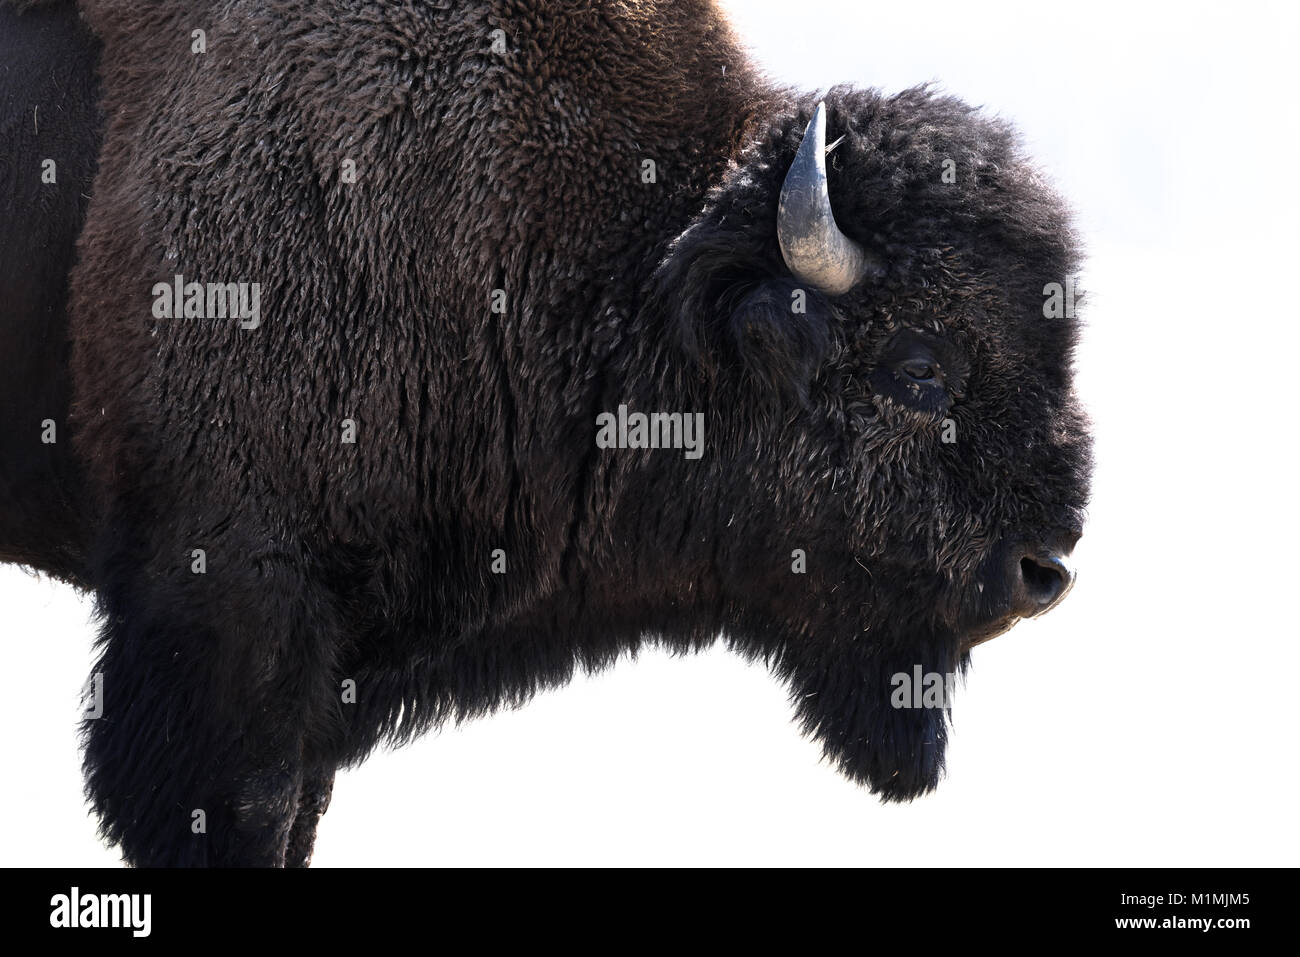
81, 522, 344, 866
285, 766, 336, 868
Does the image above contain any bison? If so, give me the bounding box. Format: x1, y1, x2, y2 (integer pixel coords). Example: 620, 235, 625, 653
0, 0, 1091, 866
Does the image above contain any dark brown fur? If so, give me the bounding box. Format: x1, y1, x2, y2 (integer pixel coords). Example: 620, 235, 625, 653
0, 0, 1089, 865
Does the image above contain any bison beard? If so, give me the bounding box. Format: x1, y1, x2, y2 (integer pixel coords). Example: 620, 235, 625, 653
0, 0, 1091, 865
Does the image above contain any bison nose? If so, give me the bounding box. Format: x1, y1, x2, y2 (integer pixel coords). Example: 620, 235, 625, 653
1010, 550, 1076, 618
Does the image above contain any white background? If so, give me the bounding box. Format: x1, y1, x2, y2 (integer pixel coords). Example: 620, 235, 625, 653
2, 0, 1297, 866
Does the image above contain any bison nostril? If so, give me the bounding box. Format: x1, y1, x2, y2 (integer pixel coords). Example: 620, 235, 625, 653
1016, 553, 1075, 616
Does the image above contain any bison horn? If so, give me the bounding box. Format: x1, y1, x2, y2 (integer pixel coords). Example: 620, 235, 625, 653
778, 102, 879, 295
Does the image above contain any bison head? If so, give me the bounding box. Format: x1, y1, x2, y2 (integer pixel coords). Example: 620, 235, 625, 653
645, 87, 1091, 800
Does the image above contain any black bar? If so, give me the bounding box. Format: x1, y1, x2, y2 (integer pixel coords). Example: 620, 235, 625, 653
3, 867, 1287, 944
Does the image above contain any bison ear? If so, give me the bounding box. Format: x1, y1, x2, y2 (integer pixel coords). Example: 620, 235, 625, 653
648, 222, 835, 405
725, 277, 835, 404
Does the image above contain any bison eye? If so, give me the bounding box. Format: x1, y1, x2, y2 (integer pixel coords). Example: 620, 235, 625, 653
869, 333, 955, 414
901, 360, 938, 383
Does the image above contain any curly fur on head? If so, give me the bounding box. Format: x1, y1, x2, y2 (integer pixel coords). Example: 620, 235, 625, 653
0, 0, 1089, 863
645, 86, 1088, 799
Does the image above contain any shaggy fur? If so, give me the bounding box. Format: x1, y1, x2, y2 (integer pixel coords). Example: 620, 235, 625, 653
0, 0, 1090, 866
